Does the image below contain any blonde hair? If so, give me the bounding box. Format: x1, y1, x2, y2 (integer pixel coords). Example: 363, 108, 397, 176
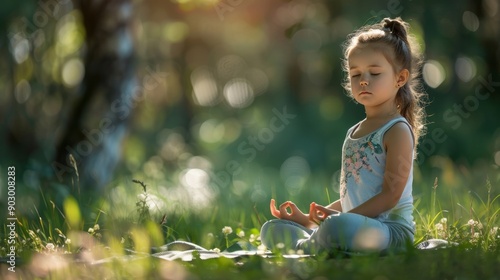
342, 17, 427, 146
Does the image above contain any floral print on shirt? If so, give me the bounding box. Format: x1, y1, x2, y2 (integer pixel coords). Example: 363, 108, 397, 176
340, 132, 383, 198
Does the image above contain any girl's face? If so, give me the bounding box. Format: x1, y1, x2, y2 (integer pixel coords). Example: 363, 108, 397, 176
348, 44, 403, 109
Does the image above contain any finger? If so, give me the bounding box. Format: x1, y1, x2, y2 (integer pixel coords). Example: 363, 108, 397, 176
314, 205, 332, 219
315, 204, 335, 215
270, 199, 281, 218
287, 202, 300, 213
279, 201, 292, 217
309, 202, 320, 224
309, 202, 315, 218
316, 210, 326, 219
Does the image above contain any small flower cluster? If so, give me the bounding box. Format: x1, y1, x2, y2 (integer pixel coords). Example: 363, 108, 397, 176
209, 226, 263, 253
88, 224, 102, 239
221, 226, 233, 236
467, 219, 486, 244
434, 217, 448, 239
490, 226, 499, 238
429, 216, 500, 250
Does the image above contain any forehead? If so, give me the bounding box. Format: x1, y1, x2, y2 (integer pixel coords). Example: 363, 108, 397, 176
348, 43, 395, 69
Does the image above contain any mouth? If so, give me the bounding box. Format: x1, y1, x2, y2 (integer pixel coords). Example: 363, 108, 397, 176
359, 91, 371, 96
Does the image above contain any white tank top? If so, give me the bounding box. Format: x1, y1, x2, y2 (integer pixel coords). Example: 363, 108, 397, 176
339, 117, 414, 226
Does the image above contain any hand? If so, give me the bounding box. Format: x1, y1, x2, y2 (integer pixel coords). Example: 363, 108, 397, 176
270, 199, 310, 227
309, 202, 339, 225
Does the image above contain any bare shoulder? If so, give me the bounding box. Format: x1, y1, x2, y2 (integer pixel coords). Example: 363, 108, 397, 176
383, 122, 414, 151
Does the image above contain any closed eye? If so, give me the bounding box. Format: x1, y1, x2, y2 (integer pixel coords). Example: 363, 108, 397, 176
351, 74, 360, 78
371, 73, 381, 76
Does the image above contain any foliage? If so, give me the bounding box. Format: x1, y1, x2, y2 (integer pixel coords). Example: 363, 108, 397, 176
1, 171, 499, 279
1, 0, 500, 278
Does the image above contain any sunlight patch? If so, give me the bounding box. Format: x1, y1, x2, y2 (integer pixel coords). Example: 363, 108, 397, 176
179, 168, 216, 210
353, 227, 385, 251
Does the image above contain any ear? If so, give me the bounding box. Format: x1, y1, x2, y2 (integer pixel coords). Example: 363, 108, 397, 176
397, 69, 410, 86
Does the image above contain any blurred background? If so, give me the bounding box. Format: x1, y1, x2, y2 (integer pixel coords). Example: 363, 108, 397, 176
1, 0, 499, 242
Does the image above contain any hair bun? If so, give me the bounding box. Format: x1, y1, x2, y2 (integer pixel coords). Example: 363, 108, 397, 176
382, 17, 408, 42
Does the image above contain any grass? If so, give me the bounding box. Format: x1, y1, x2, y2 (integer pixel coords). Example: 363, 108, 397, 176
1, 162, 499, 279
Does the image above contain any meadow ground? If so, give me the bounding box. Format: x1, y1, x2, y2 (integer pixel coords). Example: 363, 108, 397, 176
1, 162, 499, 279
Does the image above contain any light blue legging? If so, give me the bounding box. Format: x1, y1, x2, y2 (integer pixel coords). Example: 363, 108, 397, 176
260, 213, 414, 254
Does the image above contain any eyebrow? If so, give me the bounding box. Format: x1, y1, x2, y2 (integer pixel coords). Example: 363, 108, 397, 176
349, 64, 383, 70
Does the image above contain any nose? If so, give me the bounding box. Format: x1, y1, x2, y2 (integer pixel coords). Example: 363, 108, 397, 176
360, 79, 368, 87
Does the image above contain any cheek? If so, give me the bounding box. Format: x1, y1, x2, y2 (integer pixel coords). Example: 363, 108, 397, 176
350, 79, 359, 88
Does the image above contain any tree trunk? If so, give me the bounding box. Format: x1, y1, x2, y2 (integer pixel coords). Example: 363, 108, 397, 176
53, 0, 136, 192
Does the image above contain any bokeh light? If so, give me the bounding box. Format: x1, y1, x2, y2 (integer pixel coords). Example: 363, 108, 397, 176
462, 11, 480, 32
158, 131, 186, 161
10, 34, 30, 64
56, 11, 85, 57
163, 21, 189, 43
179, 168, 216, 210
280, 156, 310, 195
191, 66, 219, 106
455, 56, 477, 82
62, 58, 85, 87
15, 80, 31, 104
223, 78, 254, 108
199, 119, 225, 143
494, 151, 500, 166
422, 60, 446, 88
353, 228, 385, 251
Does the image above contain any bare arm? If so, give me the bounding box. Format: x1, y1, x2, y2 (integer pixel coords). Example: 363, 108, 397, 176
348, 122, 414, 218
326, 199, 343, 212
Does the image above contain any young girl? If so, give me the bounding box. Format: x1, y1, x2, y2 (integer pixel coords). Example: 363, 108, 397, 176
260, 17, 426, 254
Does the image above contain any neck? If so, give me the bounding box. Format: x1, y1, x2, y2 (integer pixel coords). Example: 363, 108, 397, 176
364, 103, 399, 120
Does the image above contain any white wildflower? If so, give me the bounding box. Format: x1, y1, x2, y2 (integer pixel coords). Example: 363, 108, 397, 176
46, 243, 55, 251
207, 233, 214, 239
249, 234, 256, 243
222, 226, 233, 236
211, 248, 221, 253
93, 224, 100, 231
276, 243, 285, 249
477, 222, 483, 230
65, 239, 71, 245
490, 227, 498, 236
435, 223, 444, 232
121, 237, 125, 244
473, 232, 480, 239
88, 227, 94, 234
467, 219, 475, 226
440, 217, 447, 224
257, 244, 267, 254
237, 230, 245, 238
